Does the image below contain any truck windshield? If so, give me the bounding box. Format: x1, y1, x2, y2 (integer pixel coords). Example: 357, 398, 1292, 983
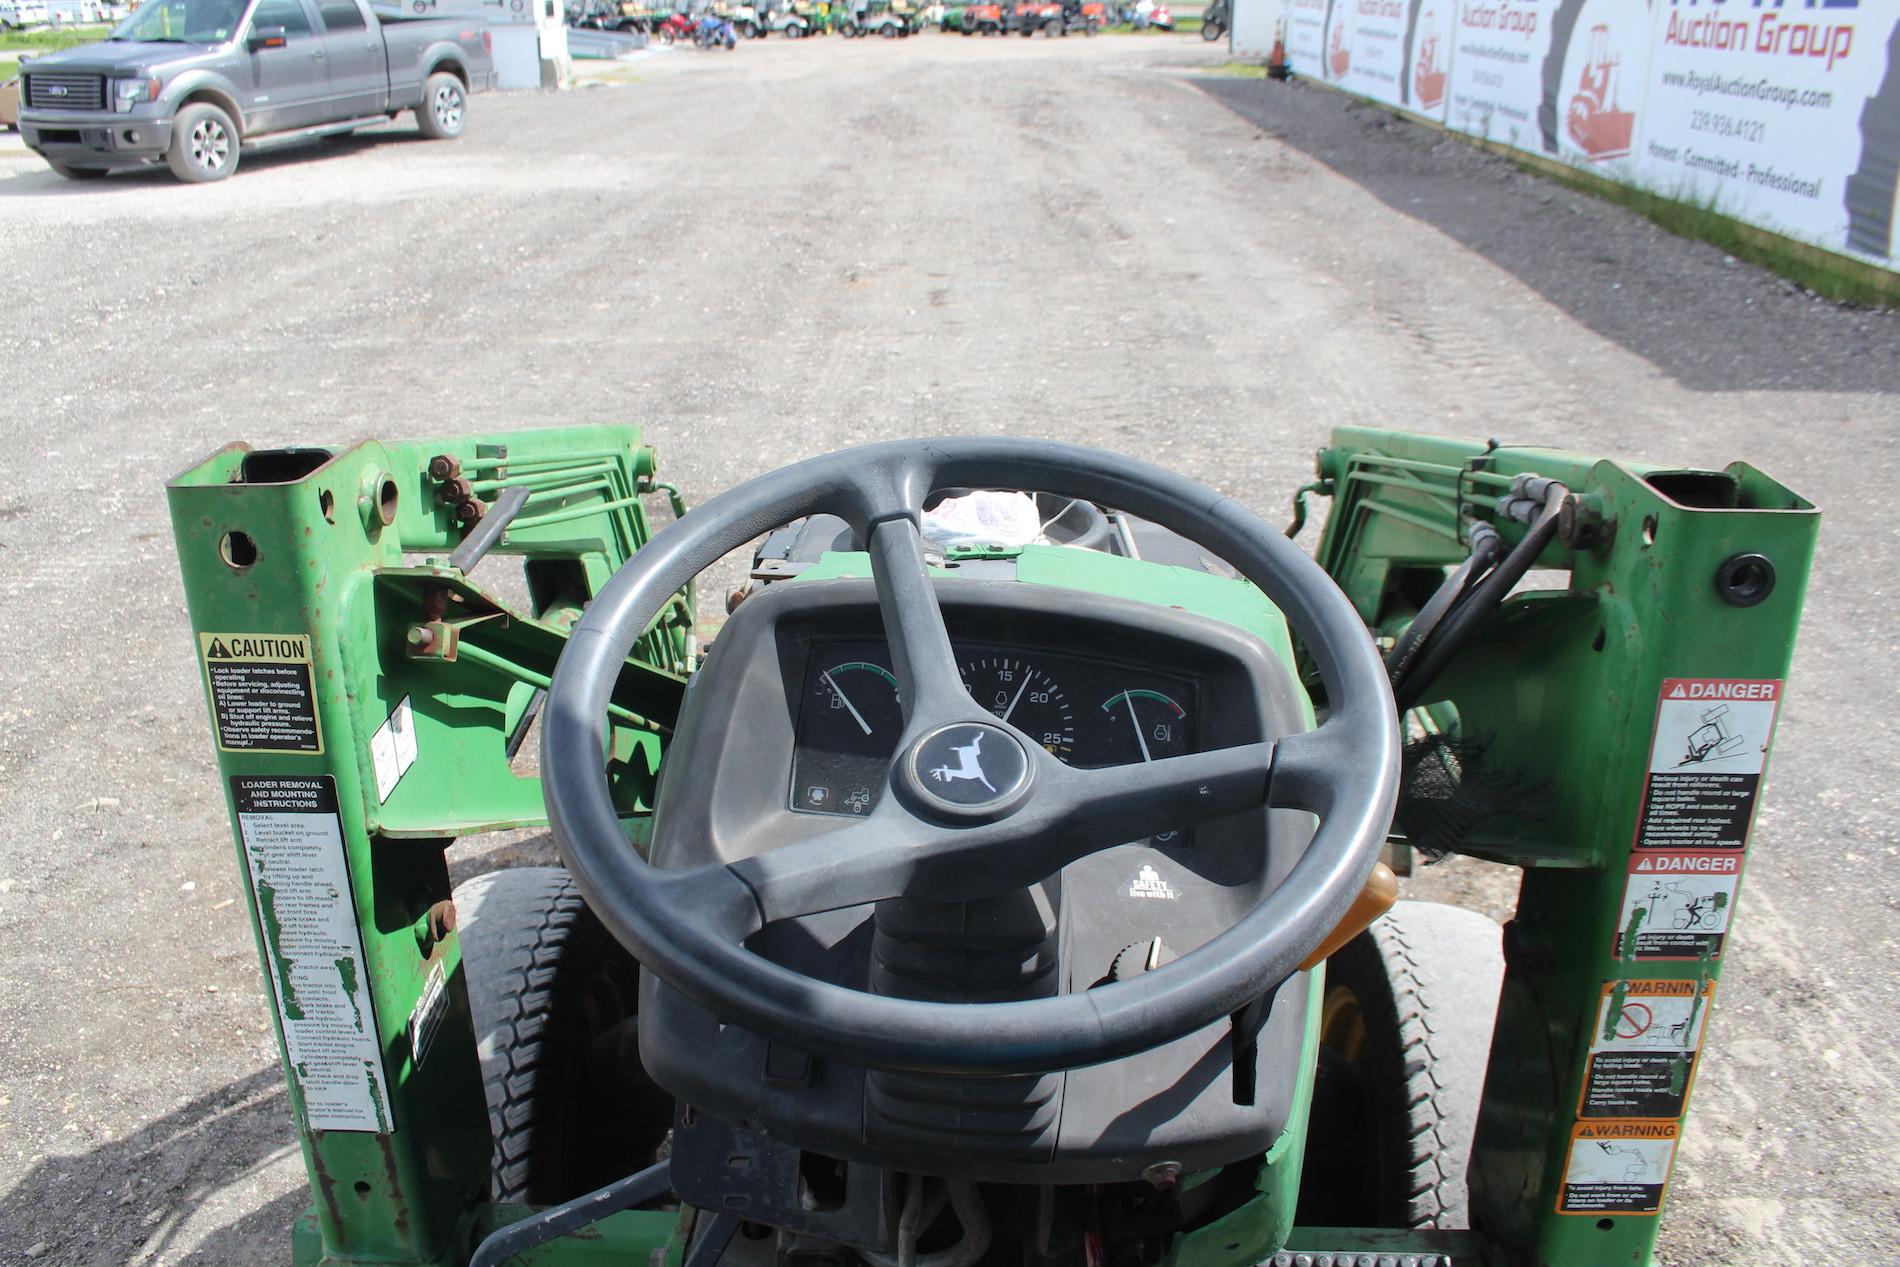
107, 0, 252, 43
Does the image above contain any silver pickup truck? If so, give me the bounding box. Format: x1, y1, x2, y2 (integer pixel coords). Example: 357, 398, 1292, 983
17, 0, 495, 182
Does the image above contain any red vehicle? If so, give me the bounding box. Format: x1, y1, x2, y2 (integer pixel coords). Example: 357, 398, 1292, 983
1009, 0, 1095, 35
655, 10, 695, 41
961, 1, 1002, 31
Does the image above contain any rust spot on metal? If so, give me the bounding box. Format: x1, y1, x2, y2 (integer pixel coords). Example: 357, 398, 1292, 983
308, 1131, 348, 1238
376, 1134, 412, 1240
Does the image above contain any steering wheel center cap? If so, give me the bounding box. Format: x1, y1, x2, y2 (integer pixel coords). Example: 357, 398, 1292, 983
902, 722, 1033, 820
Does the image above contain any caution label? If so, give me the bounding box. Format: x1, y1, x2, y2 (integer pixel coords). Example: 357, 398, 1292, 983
200, 632, 323, 754
232, 776, 391, 1133
1617, 852, 1742, 960
1580, 979, 1715, 1120
1634, 679, 1781, 852
1558, 1121, 1679, 1215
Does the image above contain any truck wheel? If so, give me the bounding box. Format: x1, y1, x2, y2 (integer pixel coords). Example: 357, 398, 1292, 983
455, 867, 672, 1204
47, 160, 109, 179
1300, 901, 1503, 1230
416, 71, 466, 140
165, 102, 239, 182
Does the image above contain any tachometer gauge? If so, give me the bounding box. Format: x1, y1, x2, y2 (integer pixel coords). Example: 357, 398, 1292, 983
960, 656, 1075, 760
1099, 689, 1191, 765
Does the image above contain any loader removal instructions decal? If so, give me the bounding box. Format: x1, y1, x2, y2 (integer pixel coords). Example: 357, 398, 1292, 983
1580, 979, 1714, 1119
200, 632, 323, 754
232, 775, 391, 1133
1635, 678, 1781, 852
1558, 1121, 1679, 1214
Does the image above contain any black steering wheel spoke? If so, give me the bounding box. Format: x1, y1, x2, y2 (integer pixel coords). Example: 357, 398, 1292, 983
1043, 740, 1278, 845
865, 516, 971, 727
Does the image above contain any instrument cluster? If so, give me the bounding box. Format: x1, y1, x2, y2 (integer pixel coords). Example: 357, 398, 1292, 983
790, 640, 1198, 822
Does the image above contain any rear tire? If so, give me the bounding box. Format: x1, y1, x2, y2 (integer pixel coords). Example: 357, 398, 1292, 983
47, 160, 109, 179
415, 71, 466, 140
165, 102, 239, 182
1300, 901, 1503, 1230
455, 867, 672, 1204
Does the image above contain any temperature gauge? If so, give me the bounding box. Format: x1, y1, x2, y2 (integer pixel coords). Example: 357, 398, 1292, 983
1098, 689, 1191, 765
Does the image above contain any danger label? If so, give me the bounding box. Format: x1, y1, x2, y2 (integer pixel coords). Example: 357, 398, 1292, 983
201, 632, 322, 754
1558, 1122, 1679, 1215
1635, 679, 1781, 852
1617, 853, 1741, 960
1580, 980, 1715, 1119
232, 776, 390, 1133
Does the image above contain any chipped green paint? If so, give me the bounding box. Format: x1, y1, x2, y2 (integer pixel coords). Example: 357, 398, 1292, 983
364, 1061, 389, 1133
335, 956, 364, 1032
256, 881, 304, 1019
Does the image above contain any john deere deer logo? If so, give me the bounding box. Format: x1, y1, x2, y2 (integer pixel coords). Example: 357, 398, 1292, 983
928, 730, 997, 793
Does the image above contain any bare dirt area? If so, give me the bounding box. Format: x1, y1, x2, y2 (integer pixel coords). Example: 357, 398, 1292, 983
1, 33, 1896, 1266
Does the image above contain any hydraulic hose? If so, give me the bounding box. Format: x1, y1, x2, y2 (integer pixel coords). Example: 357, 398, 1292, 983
1384, 521, 1501, 688
1393, 482, 1568, 713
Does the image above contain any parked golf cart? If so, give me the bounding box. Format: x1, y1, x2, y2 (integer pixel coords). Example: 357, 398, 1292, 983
840, 0, 915, 36
1199, 0, 1225, 39
760, 3, 817, 36
714, 1, 763, 36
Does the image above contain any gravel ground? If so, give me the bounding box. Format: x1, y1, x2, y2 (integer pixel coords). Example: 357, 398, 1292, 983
1, 34, 1896, 1266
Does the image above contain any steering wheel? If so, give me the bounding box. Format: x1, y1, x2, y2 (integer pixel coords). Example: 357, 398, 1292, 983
542, 439, 1398, 1076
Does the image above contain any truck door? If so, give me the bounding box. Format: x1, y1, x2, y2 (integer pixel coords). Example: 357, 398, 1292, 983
239, 0, 329, 133
314, 0, 384, 118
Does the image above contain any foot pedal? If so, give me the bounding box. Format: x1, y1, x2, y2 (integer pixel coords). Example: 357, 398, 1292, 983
1266, 1255, 1451, 1267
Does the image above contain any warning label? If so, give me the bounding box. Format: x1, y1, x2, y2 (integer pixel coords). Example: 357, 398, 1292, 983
200, 632, 322, 754
232, 775, 391, 1133
1617, 852, 1741, 960
1558, 1121, 1678, 1214
1635, 679, 1781, 852
1580, 980, 1714, 1119
369, 696, 417, 803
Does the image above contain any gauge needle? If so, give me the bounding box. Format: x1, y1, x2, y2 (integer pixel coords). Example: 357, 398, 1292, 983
1001, 671, 1034, 723
823, 670, 872, 736
1126, 695, 1153, 763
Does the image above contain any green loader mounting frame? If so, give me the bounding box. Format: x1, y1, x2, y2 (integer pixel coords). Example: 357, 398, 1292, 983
1301, 428, 1816, 1266
167, 426, 694, 1267
167, 425, 1816, 1267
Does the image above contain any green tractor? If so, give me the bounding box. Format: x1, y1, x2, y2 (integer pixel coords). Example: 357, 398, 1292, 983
167, 429, 1814, 1267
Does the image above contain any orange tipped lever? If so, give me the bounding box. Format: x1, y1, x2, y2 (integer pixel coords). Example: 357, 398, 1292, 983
1299, 861, 1399, 971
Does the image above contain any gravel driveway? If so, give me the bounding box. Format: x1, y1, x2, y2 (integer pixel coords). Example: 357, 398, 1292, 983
0, 33, 1895, 1266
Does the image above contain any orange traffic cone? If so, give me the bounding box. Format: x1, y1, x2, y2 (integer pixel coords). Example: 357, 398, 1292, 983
1268, 21, 1291, 79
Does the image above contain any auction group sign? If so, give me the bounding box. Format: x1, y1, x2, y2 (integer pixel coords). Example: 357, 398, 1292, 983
1288, 0, 1900, 272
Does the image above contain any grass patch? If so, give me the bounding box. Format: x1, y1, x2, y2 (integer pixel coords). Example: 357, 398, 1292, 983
1103, 17, 1202, 33
1197, 58, 1264, 77
1521, 159, 1898, 308
0, 26, 111, 55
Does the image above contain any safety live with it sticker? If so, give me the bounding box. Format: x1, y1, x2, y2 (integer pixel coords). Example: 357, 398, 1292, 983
200, 633, 323, 754
1635, 679, 1781, 852
1580, 980, 1715, 1119
1617, 852, 1741, 960
232, 775, 391, 1132
1558, 1121, 1679, 1215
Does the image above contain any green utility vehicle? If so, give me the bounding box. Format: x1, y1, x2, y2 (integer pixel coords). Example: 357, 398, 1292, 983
167, 429, 1815, 1267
